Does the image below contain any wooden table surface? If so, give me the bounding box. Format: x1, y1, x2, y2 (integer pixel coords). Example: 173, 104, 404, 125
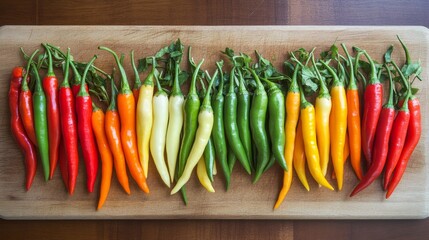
1, 0, 428, 239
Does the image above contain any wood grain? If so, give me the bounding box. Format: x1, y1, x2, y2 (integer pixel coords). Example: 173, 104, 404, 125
0, 25, 428, 220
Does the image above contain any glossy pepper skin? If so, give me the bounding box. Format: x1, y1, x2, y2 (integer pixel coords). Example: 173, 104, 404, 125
99, 46, 149, 193
42, 44, 61, 179
211, 62, 230, 190
76, 56, 99, 193
248, 69, 270, 183
32, 63, 50, 181
224, 67, 251, 175
236, 70, 253, 171
323, 61, 347, 191
274, 65, 301, 209
9, 66, 37, 190
59, 49, 79, 195
264, 79, 287, 171
342, 45, 363, 180
386, 97, 421, 198
351, 65, 395, 197
356, 48, 383, 167
19, 73, 37, 147
299, 84, 334, 191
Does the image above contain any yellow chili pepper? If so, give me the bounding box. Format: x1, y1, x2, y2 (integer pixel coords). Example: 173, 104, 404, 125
312, 55, 331, 177
300, 85, 334, 191
136, 58, 155, 178
293, 118, 310, 191
322, 61, 347, 190
197, 156, 215, 192
274, 65, 300, 209
332, 132, 349, 180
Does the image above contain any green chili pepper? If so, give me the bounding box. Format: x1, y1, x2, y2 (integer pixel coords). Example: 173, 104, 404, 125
32, 63, 50, 181
261, 78, 287, 171
211, 61, 230, 189
176, 56, 204, 205
224, 67, 251, 175
236, 70, 253, 172
248, 68, 270, 183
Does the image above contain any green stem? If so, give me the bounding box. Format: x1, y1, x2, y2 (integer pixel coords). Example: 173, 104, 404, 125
78, 55, 97, 97
247, 68, 264, 89
190, 59, 204, 95
107, 73, 118, 111
391, 60, 412, 104
131, 50, 142, 90
341, 43, 357, 90
353, 46, 378, 84
99, 46, 130, 94
289, 64, 300, 93
320, 61, 341, 86
202, 70, 218, 108
215, 61, 224, 97
171, 60, 182, 96
311, 53, 329, 97
384, 64, 395, 108
397, 35, 411, 66
61, 48, 71, 88
228, 67, 236, 94
42, 43, 55, 76
22, 49, 40, 91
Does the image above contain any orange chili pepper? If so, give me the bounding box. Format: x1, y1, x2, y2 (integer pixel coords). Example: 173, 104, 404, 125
92, 105, 113, 210
105, 78, 131, 194
99, 46, 149, 193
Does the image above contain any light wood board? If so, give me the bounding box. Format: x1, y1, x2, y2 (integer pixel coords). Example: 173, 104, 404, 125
0, 26, 428, 219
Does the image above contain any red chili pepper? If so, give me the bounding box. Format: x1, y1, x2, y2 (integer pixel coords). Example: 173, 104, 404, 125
386, 96, 421, 198
357, 48, 383, 167
19, 49, 39, 147
76, 55, 99, 193
383, 100, 410, 190
42, 44, 61, 179
58, 140, 69, 191
59, 49, 80, 195
19, 72, 37, 147
350, 65, 394, 197
9, 66, 37, 190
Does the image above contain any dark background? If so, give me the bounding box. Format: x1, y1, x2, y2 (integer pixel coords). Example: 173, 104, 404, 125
1, 0, 428, 239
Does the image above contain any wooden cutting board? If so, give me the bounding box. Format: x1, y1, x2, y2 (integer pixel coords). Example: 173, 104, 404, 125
0, 26, 428, 219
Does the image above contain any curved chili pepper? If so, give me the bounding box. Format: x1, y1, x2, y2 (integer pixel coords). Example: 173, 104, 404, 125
212, 62, 230, 190
342, 45, 363, 180
383, 101, 410, 190
355, 47, 383, 167
105, 77, 131, 194
76, 55, 99, 193
59, 49, 80, 194
99, 46, 149, 193
248, 68, 270, 183
19, 52, 37, 147
176, 58, 204, 204
350, 64, 395, 197
383, 60, 412, 190
262, 78, 287, 171
386, 96, 421, 198
224, 67, 251, 175
131, 50, 142, 100
42, 44, 61, 179
299, 83, 333, 191
274, 65, 301, 209
92, 104, 113, 210
9, 66, 37, 190
236, 70, 253, 171
312, 55, 331, 178
293, 118, 310, 191
322, 61, 347, 190
32, 62, 50, 181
